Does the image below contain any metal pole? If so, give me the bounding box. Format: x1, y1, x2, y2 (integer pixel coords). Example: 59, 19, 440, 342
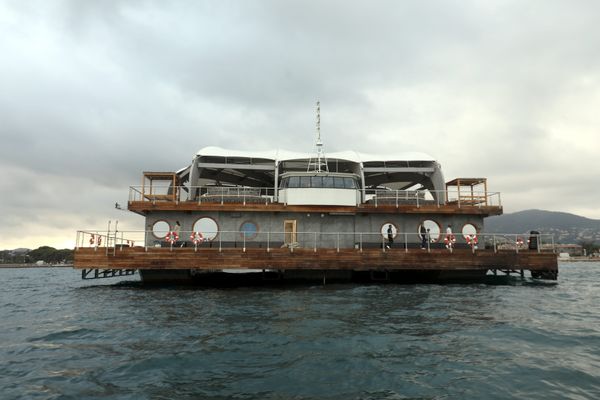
360, 233, 363, 252
493, 235, 497, 253
314, 232, 317, 252
337, 233, 340, 253
538, 234, 542, 253
219, 232, 222, 252
106, 220, 111, 255
404, 231, 408, 253
243, 231, 246, 252
516, 234, 519, 254
267, 231, 270, 252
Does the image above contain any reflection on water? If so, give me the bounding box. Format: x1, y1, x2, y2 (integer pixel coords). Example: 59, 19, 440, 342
0, 264, 599, 399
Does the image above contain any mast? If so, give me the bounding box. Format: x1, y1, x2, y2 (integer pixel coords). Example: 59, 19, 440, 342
307, 101, 329, 173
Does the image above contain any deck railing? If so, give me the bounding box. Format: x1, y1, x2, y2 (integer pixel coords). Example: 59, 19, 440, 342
76, 229, 553, 255
128, 185, 501, 208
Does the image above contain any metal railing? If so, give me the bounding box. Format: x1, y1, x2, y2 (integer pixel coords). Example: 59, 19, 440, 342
128, 185, 502, 208
76, 229, 553, 255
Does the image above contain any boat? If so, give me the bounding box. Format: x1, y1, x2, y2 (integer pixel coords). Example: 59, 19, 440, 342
74, 107, 558, 284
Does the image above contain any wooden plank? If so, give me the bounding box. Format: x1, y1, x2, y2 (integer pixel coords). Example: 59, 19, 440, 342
127, 201, 503, 216
74, 247, 557, 272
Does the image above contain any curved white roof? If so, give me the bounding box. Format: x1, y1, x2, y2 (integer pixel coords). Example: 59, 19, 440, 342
196, 146, 436, 163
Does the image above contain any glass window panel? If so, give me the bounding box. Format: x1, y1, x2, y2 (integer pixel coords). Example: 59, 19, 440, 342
343, 177, 355, 188
333, 177, 345, 188
322, 176, 334, 188
300, 176, 311, 188
311, 176, 323, 188
288, 176, 299, 188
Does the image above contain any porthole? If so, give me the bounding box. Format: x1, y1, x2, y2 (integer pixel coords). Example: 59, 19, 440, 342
418, 220, 441, 242
380, 222, 398, 238
462, 223, 478, 240
240, 221, 258, 240
152, 220, 170, 239
192, 217, 219, 241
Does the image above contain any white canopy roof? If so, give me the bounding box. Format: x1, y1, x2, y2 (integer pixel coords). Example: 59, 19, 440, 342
195, 146, 436, 164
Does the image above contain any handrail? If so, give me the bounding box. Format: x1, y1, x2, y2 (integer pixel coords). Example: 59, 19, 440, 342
76, 229, 553, 254
127, 185, 502, 208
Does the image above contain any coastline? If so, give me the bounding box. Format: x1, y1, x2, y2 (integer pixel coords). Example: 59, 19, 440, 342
0, 264, 73, 269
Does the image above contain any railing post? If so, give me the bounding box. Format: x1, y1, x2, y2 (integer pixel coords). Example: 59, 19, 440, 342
427, 234, 431, 253
515, 234, 519, 254
538, 234, 542, 253
314, 232, 317, 252
360, 233, 363, 252
493, 235, 497, 253
551, 235, 555, 253
219, 232, 222, 252
337, 233, 340, 252
404, 232, 408, 253
395, 190, 398, 208
416, 192, 419, 208
382, 236, 385, 252
75, 231, 80, 250
243, 231, 246, 252
106, 220, 111, 255
267, 231, 270, 252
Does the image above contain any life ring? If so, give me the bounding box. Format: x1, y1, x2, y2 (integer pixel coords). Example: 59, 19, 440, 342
97, 236, 102, 246
516, 237, 524, 246
190, 232, 204, 245
89, 235, 95, 245
166, 231, 179, 244
466, 235, 478, 245
444, 234, 456, 245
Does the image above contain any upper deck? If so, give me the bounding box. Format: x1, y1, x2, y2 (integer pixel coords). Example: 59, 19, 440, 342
127, 147, 503, 216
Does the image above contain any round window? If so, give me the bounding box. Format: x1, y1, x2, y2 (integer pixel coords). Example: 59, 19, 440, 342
192, 217, 218, 240
152, 220, 170, 239
462, 223, 478, 240
240, 221, 258, 240
418, 220, 441, 242
380, 222, 398, 238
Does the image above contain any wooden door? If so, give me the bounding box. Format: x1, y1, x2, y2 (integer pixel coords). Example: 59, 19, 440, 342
284, 220, 297, 244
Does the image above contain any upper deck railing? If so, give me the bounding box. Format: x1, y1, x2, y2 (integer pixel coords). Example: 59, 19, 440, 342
128, 185, 501, 208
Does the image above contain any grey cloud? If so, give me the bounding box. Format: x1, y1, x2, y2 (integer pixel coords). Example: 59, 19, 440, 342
1, 0, 600, 248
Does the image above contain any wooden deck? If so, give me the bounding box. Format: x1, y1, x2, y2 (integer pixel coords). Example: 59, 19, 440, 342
74, 247, 556, 273
127, 201, 503, 216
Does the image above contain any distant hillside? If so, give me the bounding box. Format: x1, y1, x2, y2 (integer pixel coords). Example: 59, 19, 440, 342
485, 209, 600, 244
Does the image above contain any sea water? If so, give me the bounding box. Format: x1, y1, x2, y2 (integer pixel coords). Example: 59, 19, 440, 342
1, 263, 599, 399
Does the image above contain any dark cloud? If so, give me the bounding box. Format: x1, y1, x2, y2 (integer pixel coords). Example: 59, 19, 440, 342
1, 0, 599, 248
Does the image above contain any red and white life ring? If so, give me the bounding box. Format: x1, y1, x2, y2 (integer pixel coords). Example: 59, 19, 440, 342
444, 234, 456, 245
166, 231, 179, 244
190, 232, 204, 245
89, 234, 95, 245
97, 236, 102, 246
516, 237, 524, 247
466, 235, 478, 245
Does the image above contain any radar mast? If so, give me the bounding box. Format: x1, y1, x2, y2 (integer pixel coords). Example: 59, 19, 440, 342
307, 101, 329, 173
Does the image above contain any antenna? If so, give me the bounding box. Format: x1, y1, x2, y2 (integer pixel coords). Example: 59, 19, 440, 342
307, 101, 329, 173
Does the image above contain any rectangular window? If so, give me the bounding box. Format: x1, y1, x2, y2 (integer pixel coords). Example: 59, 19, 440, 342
288, 176, 299, 188
333, 177, 345, 188
311, 176, 323, 188
322, 176, 334, 188
300, 176, 311, 188
343, 177, 356, 189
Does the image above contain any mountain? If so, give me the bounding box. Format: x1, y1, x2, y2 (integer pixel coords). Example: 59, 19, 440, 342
485, 209, 600, 244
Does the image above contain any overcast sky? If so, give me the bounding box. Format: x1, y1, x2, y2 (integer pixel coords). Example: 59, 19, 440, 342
1, 0, 599, 249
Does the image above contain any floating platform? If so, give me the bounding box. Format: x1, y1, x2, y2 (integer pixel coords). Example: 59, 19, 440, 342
74, 247, 558, 284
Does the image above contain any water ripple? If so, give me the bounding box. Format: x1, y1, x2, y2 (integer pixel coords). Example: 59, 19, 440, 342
0, 263, 599, 399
